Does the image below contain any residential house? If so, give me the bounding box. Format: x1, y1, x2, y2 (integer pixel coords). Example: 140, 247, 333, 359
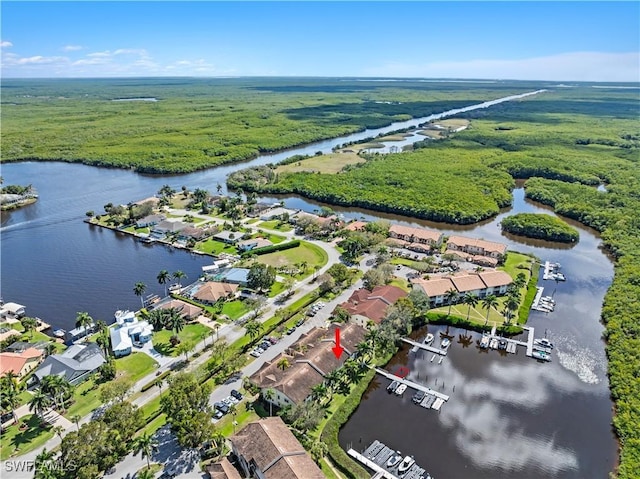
0, 302, 26, 321
0, 348, 44, 378
259, 207, 298, 222
237, 238, 273, 252
411, 270, 513, 306
66, 323, 96, 344
446, 236, 507, 261
444, 248, 499, 268
150, 219, 190, 239
388, 224, 443, 248
337, 285, 408, 326
230, 416, 324, 479
245, 202, 272, 218
213, 231, 240, 245
210, 267, 250, 287
344, 220, 368, 232
34, 343, 106, 386
110, 311, 154, 358
155, 299, 203, 320
192, 282, 239, 305
135, 214, 166, 229
179, 225, 208, 241
250, 323, 365, 409
0, 327, 21, 343
205, 458, 242, 479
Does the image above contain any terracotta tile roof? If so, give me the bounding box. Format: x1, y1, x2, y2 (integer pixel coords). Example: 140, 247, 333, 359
193, 282, 238, 303
389, 224, 442, 243
0, 348, 43, 377
478, 270, 513, 288
447, 236, 507, 255
250, 324, 365, 403
157, 299, 203, 319
411, 277, 456, 297
231, 417, 323, 479
449, 274, 486, 293
345, 220, 368, 231
338, 286, 408, 324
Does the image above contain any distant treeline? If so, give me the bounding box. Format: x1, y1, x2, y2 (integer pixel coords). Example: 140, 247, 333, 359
501, 213, 579, 243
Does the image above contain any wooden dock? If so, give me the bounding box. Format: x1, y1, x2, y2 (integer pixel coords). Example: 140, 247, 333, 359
524, 326, 534, 357
401, 337, 448, 355
349, 440, 429, 479
374, 367, 450, 402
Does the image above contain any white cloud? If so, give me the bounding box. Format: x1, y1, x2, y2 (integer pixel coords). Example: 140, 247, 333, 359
62, 45, 83, 52
1, 41, 13, 48
366, 52, 640, 82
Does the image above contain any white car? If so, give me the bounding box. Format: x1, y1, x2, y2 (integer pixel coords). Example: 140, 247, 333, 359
250, 349, 262, 358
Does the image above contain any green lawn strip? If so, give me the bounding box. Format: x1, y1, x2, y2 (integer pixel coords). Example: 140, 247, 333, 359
64, 378, 101, 419
115, 352, 159, 383
518, 260, 540, 324
152, 323, 210, 356
194, 238, 239, 255
320, 458, 342, 479
256, 241, 329, 272
222, 300, 249, 320
0, 414, 55, 460
267, 281, 286, 298
257, 220, 293, 232
217, 401, 260, 437
245, 218, 260, 224
388, 278, 410, 291
140, 413, 167, 437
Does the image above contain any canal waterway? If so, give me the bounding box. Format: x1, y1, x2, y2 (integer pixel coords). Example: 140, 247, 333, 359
0, 87, 616, 476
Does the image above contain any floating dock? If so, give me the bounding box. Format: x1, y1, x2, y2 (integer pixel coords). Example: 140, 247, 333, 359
348, 440, 431, 479
402, 337, 448, 356
542, 261, 566, 281
375, 368, 450, 402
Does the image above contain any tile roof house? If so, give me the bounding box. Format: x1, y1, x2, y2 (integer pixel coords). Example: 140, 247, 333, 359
205, 457, 242, 479
192, 281, 239, 305
389, 224, 443, 246
250, 324, 365, 409
156, 299, 203, 320
150, 219, 190, 239
344, 220, 368, 232
446, 236, 507, 260
444, 248, 499, 268
34, 343, 106, 386
337, 285, 408, 326
411, 270, 513, 306
135, 214, 166, 228
0, 348, 44, 378
230, 417, 324, 479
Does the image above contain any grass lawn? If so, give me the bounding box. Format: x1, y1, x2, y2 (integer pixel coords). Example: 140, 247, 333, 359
217, 400, 260, 437
276, 152, 365, 174
195, 238, 238, 255
258, 220, 293, 232
0, 414, 55, 460
115, 352, 158, 383
257, 241, 328, 271
433, 302, 506, 327
388, 278, 410, 291
268, 281, 286, 298
245, 218, 260, 224
65, 378, 101, 419
222, 300, 249, 320
320, 458, 342, 479
152, 323, 210, 356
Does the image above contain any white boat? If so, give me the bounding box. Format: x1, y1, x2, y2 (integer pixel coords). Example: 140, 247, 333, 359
424, 333, 434, 345
52, 329, 66, 338
534, 338, 554, 349
532, 350, 552, 362
386, 451, 403, 468
394, 384, 407, 396
387, 380, 399, 393
441, 338, 450, 349
479, 334, 490, 348
398, 455, 415, 473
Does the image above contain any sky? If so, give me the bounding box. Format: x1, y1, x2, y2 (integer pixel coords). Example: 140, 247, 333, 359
1, 1, 639, 81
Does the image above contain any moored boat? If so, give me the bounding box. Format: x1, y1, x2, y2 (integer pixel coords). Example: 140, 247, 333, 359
534, 338, 554, 349
424, 333, 434, 345
441, 338, 450, 349
398, 455, 415, 473
386, 450, 403, 468
394, 383, 407, 396
52, 329, 66, 338
532, 350, 552, 362
479, 334, 490, 348
387, 380, 399, 393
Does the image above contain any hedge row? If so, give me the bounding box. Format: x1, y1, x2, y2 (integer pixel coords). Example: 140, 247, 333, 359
140, 370, 171, 392
240, 240, 300, 257
320, 369, 376, 479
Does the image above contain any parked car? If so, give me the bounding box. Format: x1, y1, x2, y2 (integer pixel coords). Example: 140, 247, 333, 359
215, 402, 229, 414
250, 349, 261, 358
260, 341, 271, 350
213, 410, 223, 420
296, 318, 305, 326
231, 389, 243, 400
268, 337, 278, 344
286, 327, 296, 335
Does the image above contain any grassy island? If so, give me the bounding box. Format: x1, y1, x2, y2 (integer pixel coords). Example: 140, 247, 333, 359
501, 213, 579, 243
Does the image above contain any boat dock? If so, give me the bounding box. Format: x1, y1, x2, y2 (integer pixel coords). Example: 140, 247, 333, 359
348, 440, 430, 479
402, 337, 448, 356
375, 367, 450, 402
542, 261, 566, 281
481, 325, 533, 357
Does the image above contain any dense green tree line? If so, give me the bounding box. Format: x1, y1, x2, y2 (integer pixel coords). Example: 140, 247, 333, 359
1, 78, 526, 173
501, 213, 579, 242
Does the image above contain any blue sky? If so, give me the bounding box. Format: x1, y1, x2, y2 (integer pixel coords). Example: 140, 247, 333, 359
1, 1, 638, 81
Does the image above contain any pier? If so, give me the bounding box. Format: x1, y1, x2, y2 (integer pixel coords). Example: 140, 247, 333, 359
402, 337, 448, 355
482, 325, 533, 356
348, 439, 430, 479
374, 367, 450, 402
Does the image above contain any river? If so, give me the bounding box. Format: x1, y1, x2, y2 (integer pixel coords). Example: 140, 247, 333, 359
0, 88, 616, 476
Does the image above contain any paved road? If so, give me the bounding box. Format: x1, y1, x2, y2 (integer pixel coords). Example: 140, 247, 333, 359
0, 223, 360, 478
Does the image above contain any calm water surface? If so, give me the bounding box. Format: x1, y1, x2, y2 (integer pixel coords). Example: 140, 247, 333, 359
0, 89, 616, 476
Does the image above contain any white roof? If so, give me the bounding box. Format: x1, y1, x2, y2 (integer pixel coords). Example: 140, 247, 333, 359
110, 328, 132, 352
2, 302, 25, 314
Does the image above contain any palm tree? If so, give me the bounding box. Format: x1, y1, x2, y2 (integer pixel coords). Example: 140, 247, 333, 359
21, 316, 38, 339
276, 357, 290, 371
310, 439, 329, 462
53, 425, 64, 440
133, 432, 158, 470
481, 294, 499, 326
176, 341, 194, 362
157, 269, 171, 296
41, 375, 71, 412
29, 390, 53, 422
172, 270, 187, 286
245, 320, 262, 342
75, 311, 94, 339
147, 308, 168, 331
356, 341, 373, 362
44, 343, 57, 358
324, 369, 341, 394
34, 448, 56, 479
2, 384, 20, 424
214, 323, 221, 342
311, 383, 328, 404
71, 414, 81, 431
133, 282, 147, 309
504, 295, 520, 325
166, 307, 185, 336
445, 288, 459, 316
462, 293, 479, 320
263, 389, 275, 416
